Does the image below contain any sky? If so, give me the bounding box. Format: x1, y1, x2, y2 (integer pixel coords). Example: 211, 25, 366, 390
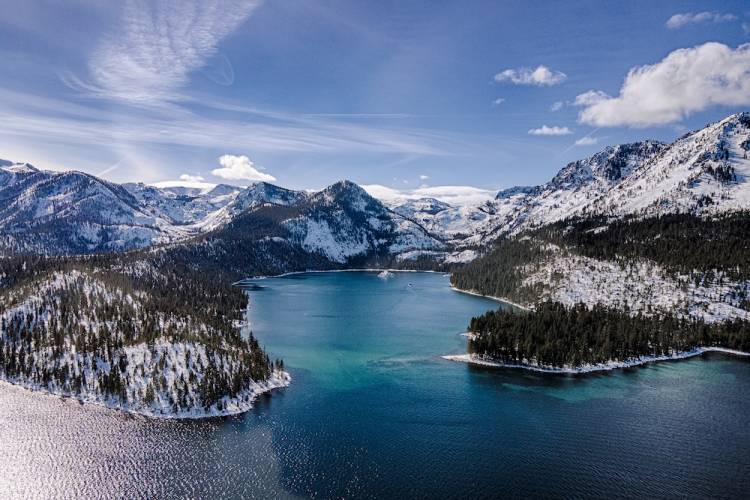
1, 0, 750, 205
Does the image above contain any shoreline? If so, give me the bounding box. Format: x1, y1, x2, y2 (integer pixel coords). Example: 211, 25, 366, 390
0, 370, 291, 420
233, 268, 446, 285
442, 347, 750, 374
448, 286, 530, 311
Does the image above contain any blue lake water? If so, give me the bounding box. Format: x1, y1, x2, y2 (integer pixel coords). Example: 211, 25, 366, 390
1, 271, 749, 499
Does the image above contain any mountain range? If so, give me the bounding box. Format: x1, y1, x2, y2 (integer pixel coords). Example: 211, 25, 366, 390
2, 112, 749, 261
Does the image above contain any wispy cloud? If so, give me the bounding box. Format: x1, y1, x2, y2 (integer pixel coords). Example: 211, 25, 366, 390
494, 65, 567, 86
550, 101, 564, 112
576, 42, 750, 127
64, 0, 262, 104
666, 11, 737, 30
492, 97, 505, 106
528, 125, 572, 136
0, 87, 461, 156
574, 136, 598, 146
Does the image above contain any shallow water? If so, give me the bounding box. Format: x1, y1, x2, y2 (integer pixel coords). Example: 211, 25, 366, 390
1, 271, 749, 499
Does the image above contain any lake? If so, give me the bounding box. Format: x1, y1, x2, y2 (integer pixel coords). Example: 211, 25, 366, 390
1, 271, 749, 499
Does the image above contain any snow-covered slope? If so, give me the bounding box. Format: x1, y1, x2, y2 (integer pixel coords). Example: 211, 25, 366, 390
0, 269, 289, 418
388, 113, 750, 249
123, 182, 242, 226
583, 113, 750, 217
282, 181, 445, 263
199, 181, 308, 231
0, 164, 185, 254
487, 113, 750, 232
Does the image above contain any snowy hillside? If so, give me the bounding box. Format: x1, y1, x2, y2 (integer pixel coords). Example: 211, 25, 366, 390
0, 268, 288, 418
280, 181, 446, 263
124, 181, 242, 226
0, 164, 185, 255
389, 113, 750, 250
583, 113, 750, 217
199, 181, 308, 231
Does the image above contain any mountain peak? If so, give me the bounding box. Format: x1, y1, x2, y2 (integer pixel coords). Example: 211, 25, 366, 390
317, 180, 375, 205
1, 162, 39, 174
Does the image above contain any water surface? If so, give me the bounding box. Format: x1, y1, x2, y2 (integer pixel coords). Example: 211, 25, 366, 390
1, 271, 748, 499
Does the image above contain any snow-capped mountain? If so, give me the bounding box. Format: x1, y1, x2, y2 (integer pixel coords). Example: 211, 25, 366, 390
199, 181, 308, 231
390, 112, 750, 248
0, 163, 184, 255
582, 113, 750, 217
2, 112, 749, 260
123, 182, 242, 226
269, 180, 445, 263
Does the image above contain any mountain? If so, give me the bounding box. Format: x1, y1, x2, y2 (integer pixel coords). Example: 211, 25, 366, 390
2, 112, 749, 260
394, 113, 750, 250
0, 163, 184, 255
490, 112, 750, 229
123, 181, 242, 226
282, 180, 444, 263
198, 181, 309, 231
581, 113, 750, 217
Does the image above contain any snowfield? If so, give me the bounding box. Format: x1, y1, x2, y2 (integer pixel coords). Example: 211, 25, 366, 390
523, 253, 750, 323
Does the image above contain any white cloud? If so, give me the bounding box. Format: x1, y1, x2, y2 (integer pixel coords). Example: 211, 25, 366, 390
492, 97, 506, 106
419, 174, 429, 181
68, 0, 262, 104
153, 176, 217, 191
576, 42, 750, 127
666, 11, 737, 30
494, 65, 567, 86
574, 136, 598, 146
528, 125, 573, 136
550, 101, 564, 112
211, 154, 276, 182
573, 90, 610, 107
179, 173, 205, 182
362, 184, 496, 207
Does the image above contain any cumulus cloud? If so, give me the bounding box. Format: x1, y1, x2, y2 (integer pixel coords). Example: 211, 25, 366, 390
576, 42, 750, 127
573, 90, 610, 107
362, 184, 496, 207
528, 125, 573, 136
574, 136, 598, 146
494, 65, 567, 86
666, 11, 737, 30
211, 154, 276, 182
69, 0, 262, 103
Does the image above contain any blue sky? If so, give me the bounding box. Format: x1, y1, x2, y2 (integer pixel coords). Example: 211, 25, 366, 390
1, 0, 750, 203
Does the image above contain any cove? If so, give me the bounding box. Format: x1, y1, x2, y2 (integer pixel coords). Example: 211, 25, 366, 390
0, 271, 748, 499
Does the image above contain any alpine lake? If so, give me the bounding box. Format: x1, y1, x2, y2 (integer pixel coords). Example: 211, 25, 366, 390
1, 271, 748, 499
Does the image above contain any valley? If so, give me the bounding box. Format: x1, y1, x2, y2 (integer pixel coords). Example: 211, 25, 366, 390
1, 112, 750, 414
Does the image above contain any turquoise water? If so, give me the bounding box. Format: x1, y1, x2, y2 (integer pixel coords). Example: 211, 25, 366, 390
1, 271, 749, 499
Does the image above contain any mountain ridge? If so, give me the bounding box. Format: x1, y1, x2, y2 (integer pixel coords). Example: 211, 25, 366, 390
2, 112, 749, 261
